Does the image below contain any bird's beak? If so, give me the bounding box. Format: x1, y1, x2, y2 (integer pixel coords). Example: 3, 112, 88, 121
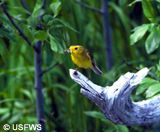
64, 49, 70, 53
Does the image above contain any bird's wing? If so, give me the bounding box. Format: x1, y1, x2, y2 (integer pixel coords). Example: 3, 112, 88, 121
87, 49, 98, 63
86, 49, 93, 59
87, 51, 102, 75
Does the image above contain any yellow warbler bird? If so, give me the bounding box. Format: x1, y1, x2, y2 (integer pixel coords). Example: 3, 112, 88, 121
66, 45, 102, 75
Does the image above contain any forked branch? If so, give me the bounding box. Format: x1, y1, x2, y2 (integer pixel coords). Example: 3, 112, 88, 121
69, 68, 160, 125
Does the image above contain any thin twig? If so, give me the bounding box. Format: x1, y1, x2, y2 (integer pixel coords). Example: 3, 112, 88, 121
0, 4, 36, 51
42, 63, 60, 75
42, 0, 46, 9
20, 0, 29, 10
20, 0, 31, 15
75, 0, 103, 14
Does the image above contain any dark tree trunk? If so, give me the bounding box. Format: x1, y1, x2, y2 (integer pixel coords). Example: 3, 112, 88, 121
34, 41, 45, 132
101, 0, 113, 70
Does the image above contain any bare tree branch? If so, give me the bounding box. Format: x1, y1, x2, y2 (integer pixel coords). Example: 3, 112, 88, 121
21, 0, 28, 10
21, 0, 31, 15
75, 0, 103, 14
42, 63, 61, 75
69, 68, 160, 125
0, 4, 36, 51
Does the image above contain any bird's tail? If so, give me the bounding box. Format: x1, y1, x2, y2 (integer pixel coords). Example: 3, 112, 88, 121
91, 63, 102, 75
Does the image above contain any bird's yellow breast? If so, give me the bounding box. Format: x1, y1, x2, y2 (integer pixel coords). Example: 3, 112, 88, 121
71, 53, 92, 69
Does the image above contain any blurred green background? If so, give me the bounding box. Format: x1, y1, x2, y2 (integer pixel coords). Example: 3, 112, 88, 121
1, 0, 160, 131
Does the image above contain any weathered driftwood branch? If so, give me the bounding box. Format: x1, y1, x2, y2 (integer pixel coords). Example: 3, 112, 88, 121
69, 68, 160, 125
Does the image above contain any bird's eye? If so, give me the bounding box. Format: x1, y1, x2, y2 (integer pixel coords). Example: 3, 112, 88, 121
75, 47, 78, 50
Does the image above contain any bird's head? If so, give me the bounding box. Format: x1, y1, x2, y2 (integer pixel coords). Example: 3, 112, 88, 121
66, 45, 85, 54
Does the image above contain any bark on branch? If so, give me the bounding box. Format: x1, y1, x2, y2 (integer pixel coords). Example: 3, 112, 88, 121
101, 0, 113, 70
1, 1, 46, 131
75, 0, 102, 14
0, 3, 36, 50
69, 68, 160, 125
34, 41, 45, 131
34, 0, 46, 131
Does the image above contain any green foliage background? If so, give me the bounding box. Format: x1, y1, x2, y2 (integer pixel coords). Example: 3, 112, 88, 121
0, 0, 160, 131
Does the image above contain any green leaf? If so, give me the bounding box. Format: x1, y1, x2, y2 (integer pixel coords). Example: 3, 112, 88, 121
142, 1, 156, 22
0, 40, 6, 56
34, 31, 47, 41
0, 113, 10, 121
145, 83, 160, 98
0, 67, 34, 76
8, 6, 30, 19
130, 24, 149, 45
49, 34, 58, 52
136, 77, 158, 95
15, 101, 25, 108
145, 28, 160, 54
9, 112, 22, 124
0, 24, 17, 42
156, 0, 160, 3
28, 0, 44, 26
23, 25, 34, 41
43, 14, 53, 23
22, 89, 34, 102
118, 0, 128, 7
32, 0, 42, 17
0, 108, 9, 114
53, 84, 69, 91
116, 125, 129, 132
50, 0, 62, 17
128, 0, 141, 7
54, 19, 78, 33
84, 111, 106, 122
48, 33, 64, 53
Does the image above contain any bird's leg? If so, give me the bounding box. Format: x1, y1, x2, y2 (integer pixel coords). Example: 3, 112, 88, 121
73, 64, 80, 73
73, 65, 90, 78
75, 67, 78, 71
